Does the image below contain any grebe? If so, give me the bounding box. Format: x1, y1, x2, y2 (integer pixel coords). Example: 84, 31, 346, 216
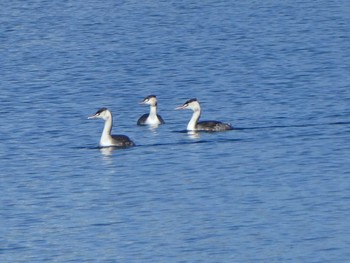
137, 95, 165, 126
88, 108, 135, 147
175, 98, 233, 131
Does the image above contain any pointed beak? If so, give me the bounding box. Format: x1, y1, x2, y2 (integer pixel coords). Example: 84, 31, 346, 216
175, 105, 185, 110
139, 100, 146, 105
88, 114, 97, 119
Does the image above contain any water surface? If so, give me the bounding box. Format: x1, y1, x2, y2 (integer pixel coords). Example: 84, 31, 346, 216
1, 0, 350, 262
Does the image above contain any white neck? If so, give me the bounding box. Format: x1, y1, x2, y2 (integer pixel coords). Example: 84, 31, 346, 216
187, 109, 201, 130
149, 105, 158, 118
100, 113, 113, 146
146, 105, 161, 125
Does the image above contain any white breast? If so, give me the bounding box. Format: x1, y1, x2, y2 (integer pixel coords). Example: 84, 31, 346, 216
145, 115, 161, 125
99, 135, 113, 147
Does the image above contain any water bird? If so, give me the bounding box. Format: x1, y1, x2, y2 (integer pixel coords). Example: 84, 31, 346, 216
88, 108, 135, 147
137, 95, 165, 126
175, 98, 233, 131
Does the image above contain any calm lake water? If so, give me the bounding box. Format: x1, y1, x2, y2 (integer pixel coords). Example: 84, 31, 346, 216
1, 0, 350, 262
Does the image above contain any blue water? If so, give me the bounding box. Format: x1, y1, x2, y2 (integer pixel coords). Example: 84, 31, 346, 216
1, 0, 350, 262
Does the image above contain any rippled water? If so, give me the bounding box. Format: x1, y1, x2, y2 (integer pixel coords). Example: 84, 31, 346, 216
1, 0, 350, 262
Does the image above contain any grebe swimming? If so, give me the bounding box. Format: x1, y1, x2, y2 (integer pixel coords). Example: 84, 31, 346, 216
137, 95, 165, 126
175, 98, 233, 131
88, 108, 135, 147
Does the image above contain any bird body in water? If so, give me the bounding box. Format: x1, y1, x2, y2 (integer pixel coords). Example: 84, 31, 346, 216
88, 108, 135, 148
175, 98, 233, 131
137, 95, 165, 126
